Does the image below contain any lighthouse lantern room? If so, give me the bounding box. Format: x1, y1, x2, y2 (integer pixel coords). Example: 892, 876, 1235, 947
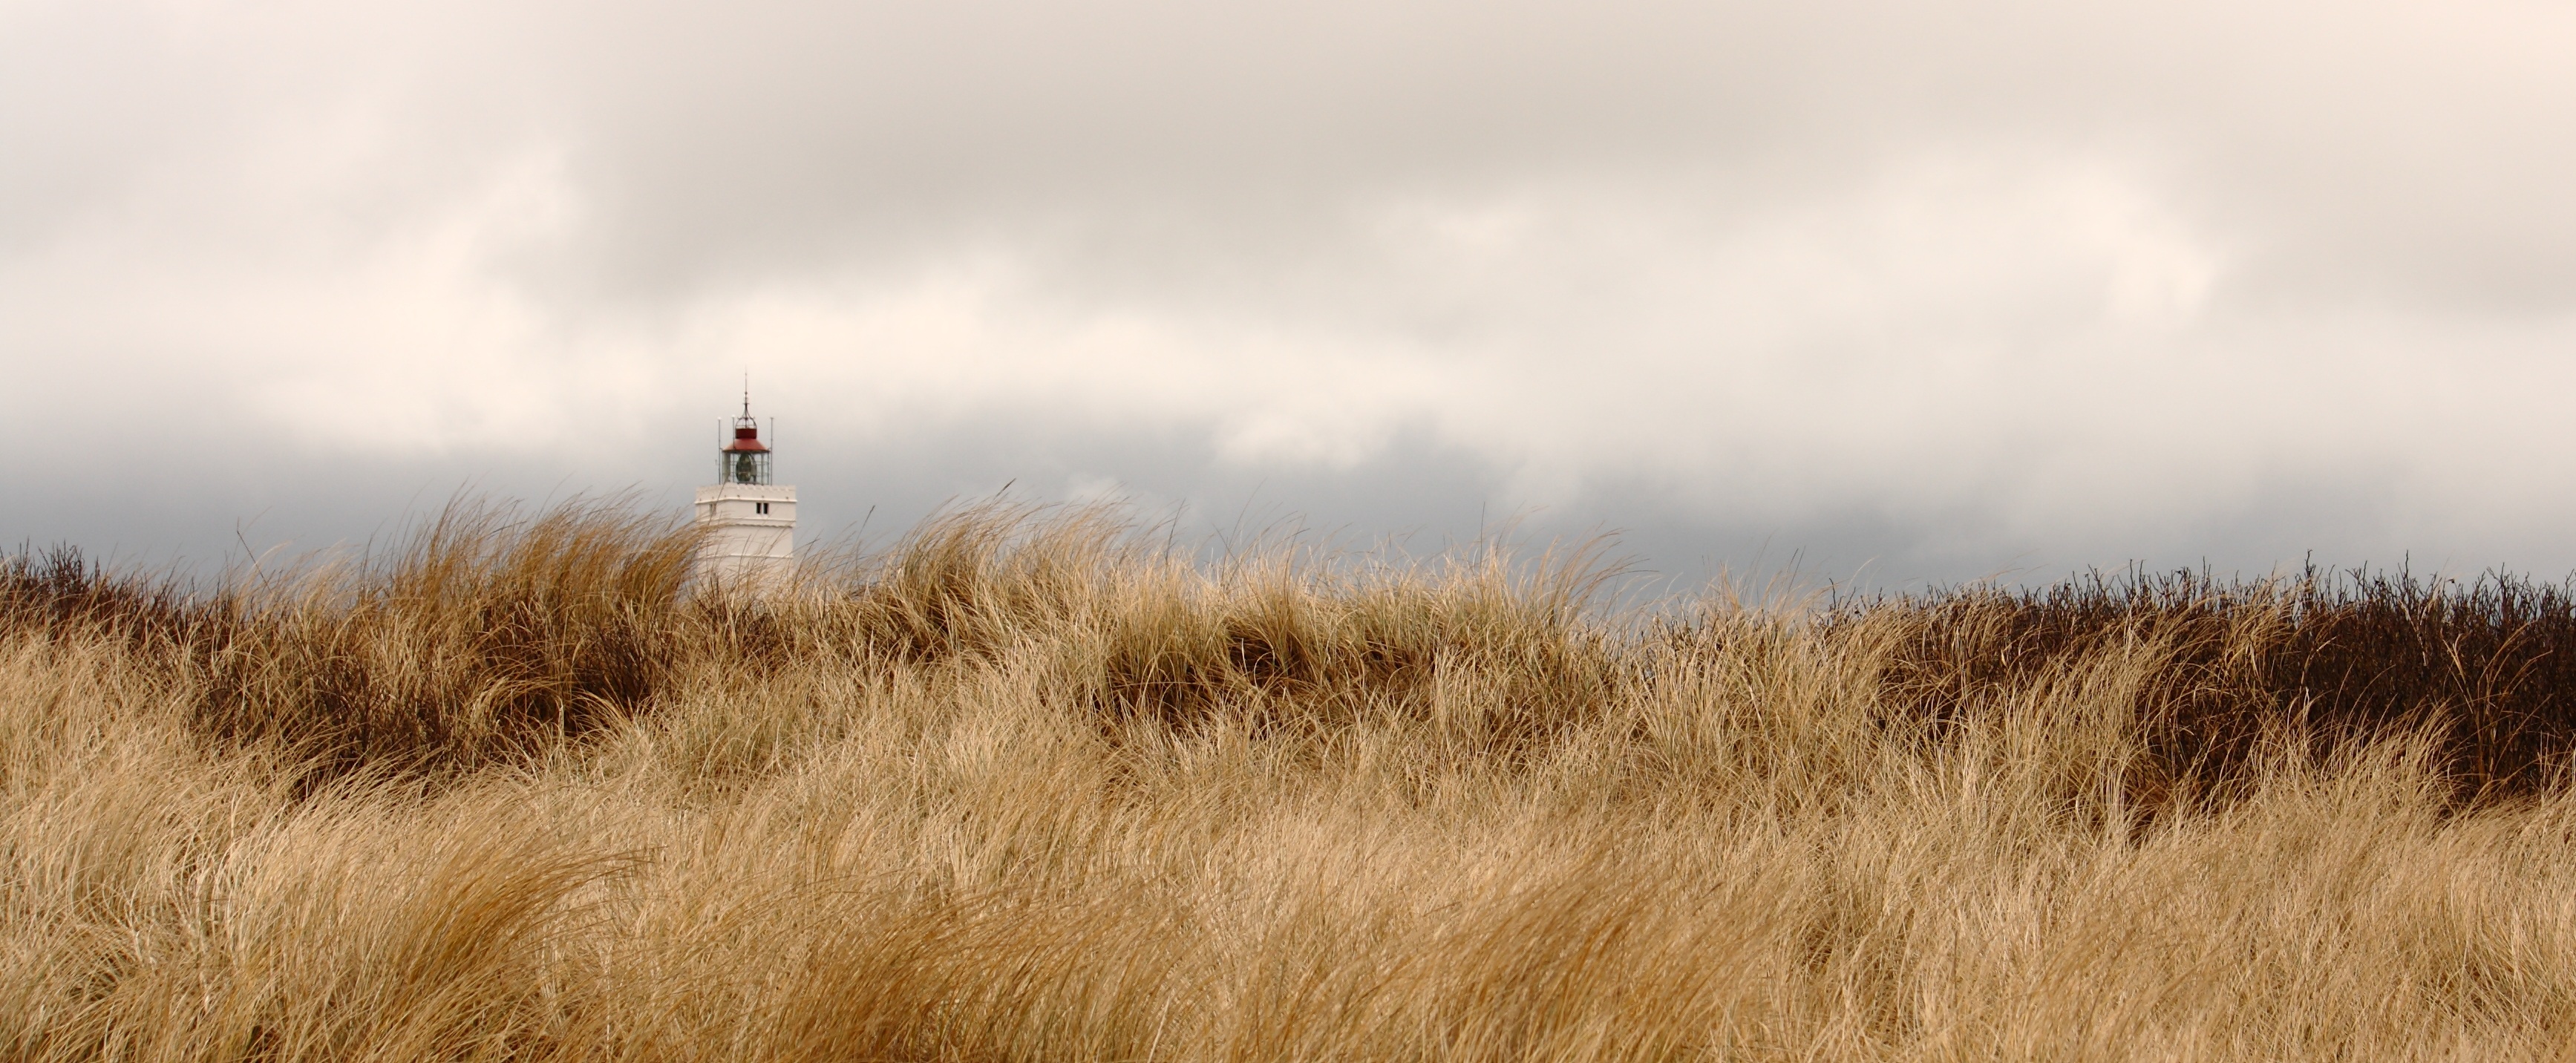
693, 389, 796, 589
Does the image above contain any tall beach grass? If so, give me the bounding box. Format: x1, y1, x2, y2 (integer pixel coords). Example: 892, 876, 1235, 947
5, 498, 2576, 1060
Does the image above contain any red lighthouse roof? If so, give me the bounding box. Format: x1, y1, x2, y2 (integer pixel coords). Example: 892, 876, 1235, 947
725, 380, 769, 451
716, 379, 778, 485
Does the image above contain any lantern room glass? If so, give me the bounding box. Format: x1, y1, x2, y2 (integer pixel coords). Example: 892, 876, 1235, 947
721, 448, 771, 485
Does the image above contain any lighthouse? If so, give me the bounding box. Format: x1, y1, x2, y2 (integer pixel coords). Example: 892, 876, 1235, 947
693, 389, 796, 589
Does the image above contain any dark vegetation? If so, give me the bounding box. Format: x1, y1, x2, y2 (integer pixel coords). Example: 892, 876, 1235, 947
10, 503, 2576, 803
1863, 566, 2576, 803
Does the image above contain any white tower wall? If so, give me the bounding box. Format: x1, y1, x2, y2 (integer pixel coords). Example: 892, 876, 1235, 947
694, 483, 797, 589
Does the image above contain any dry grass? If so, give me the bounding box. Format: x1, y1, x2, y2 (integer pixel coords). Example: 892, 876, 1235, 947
7, 498, 2576, 1061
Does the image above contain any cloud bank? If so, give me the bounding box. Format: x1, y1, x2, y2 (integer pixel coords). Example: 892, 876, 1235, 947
6, 0, 2575, 583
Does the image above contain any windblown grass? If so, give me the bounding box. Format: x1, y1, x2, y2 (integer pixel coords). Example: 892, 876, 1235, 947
6, 498, 2576, 1060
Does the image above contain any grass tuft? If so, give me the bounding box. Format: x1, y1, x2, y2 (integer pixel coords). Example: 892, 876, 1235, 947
9, 498, 2576, 1059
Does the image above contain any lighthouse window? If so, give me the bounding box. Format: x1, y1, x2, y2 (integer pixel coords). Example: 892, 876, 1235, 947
755, 503, 770, 514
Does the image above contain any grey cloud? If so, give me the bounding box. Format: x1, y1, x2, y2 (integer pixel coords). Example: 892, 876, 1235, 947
6, 0, 2576, 586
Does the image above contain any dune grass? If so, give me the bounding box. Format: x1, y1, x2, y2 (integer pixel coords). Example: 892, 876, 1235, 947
6, 498, 2576, 1060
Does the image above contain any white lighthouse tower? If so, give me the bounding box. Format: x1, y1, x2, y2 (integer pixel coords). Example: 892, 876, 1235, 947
693, 389, 796, 590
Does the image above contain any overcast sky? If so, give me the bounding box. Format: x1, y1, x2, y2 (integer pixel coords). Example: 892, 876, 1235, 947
6, 0, 2575, 587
